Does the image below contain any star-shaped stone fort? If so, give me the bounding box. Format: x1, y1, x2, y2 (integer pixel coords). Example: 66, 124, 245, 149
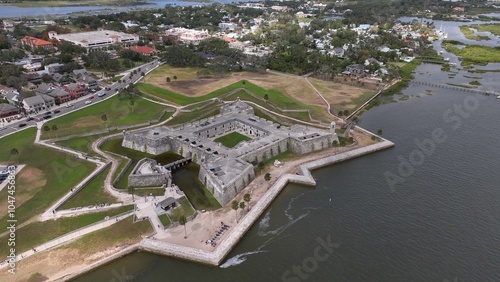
122, 100, 339, 205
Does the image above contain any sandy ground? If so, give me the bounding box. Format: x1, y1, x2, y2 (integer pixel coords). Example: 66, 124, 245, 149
0, 165, 37, 217
0, 244, 137, 282
0, 129, 377, 281
147, 72, 327, 109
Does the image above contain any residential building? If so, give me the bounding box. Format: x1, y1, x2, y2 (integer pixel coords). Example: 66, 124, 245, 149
2, 19, 15, 31
126, 45, 156, 56
22, 94, 55, 114
63, 83, 86, 99
1, 87, 20, 106
21, 82, 37, 92
47, 88, 72, 104
0, 104, 22, 125
345, 64, 365, 76
52, 73, 72, 86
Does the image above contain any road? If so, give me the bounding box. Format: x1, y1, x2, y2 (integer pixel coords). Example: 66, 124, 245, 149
0, 60, 161, 138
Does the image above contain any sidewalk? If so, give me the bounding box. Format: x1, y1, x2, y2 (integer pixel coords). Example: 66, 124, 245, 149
0, 212, 134, 270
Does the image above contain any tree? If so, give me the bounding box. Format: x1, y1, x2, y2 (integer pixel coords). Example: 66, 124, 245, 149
179, 215, 187, 239
43, 125, 50, 135
243, 193, 251, 211
231, 200, 239, 223
343, 110, 349, 116
10, 148, 19, 162
239, 201, 246, 216
173, 75, 177, 80
377, 129, 383, 136
338, 110, 343, 116
101, 114, 107, 121
264, 173, 271, 181
264, 93, 269, 102
166, 77, 171, 83
51, 125, 58, 138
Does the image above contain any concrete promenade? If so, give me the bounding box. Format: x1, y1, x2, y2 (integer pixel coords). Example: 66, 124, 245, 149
137, 139, 395, 265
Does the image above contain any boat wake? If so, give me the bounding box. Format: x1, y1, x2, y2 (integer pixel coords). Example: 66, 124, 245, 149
221, 193, 310, 268
219, 250, 266, 268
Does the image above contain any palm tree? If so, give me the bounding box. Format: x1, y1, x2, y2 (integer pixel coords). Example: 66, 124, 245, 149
332, 140, 339, 154
239, 201, 246, 217
179, 215, 187, 238
231, 200, 239, 223
243, 193, 251, 211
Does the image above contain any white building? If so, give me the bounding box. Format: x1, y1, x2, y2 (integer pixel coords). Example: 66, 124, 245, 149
165, 28, 210, 45
49, 30, 139, 51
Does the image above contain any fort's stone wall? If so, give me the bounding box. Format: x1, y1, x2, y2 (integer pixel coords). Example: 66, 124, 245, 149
128, 158, 170, 187
240, 138, 289, 164
288, 134, 334, 155
199, 160, 255, 206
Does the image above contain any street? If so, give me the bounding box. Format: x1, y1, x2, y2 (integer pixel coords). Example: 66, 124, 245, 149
0, 60, 161, 138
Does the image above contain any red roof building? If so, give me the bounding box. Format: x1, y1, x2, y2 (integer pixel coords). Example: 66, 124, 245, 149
126, 45, 156, 55
21, 36, 54, 50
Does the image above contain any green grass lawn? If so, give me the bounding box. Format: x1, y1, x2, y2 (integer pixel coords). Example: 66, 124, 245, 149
139, 80, 328, 122
0, 205, 133, 257
468, 23, 500, 36
0, 128, 96, 230
172, 163, 221, 211
459, 26, 490, 40
55, 132, 118, 157
442, 41, 500, 65
158, 213, 171, 227
42, 96, 173, 139
168, 196, 195, 222
60, 216, 152, 257
214, 132, 252, 148
134, 187, 165, 197
59, 166, 117, 210
166, 104, 220, 126
100, 138, 183, 189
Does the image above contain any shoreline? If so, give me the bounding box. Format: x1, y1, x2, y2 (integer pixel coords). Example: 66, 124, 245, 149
0, 0, 152, 8
62, 132, 395, 281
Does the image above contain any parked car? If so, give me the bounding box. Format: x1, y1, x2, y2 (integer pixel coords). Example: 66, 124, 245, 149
85, 100, 92, 105
89, 96, 94, 100
43, 115, 51, 119
18, 123, 27, 128
66, 103, 74, 108
26, 117, 34, 121
45, 111, 51, 115
53, 110, 61, 114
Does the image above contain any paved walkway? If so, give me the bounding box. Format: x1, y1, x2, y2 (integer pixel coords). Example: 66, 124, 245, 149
0, 212, 134, 270
304, 77, 336, 118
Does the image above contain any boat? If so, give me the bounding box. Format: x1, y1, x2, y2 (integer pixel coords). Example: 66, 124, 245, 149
497, 95, 500, 99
